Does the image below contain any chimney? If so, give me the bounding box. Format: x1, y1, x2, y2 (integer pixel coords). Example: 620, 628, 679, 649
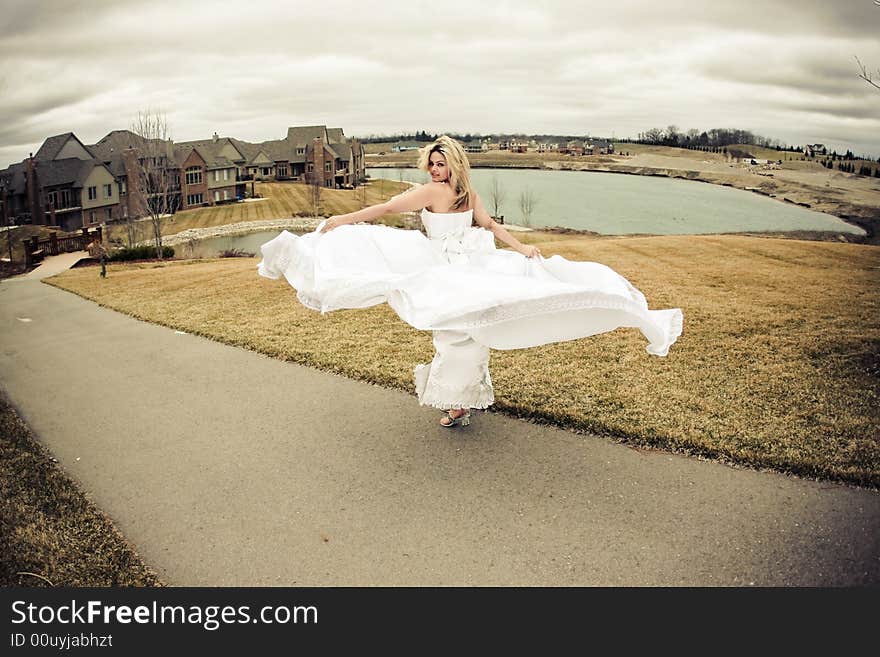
25, 154, 43, 226
213, 132, 219, 143
312, 137, 325, 186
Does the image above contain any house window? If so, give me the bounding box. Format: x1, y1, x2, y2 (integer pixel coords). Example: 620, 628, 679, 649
223, 190, 229, 200
120, 180, 126, 194
277, 163, 288, 177
214, 191, 220, 202
297, 148, 305, 155
61, 189, 71, 207
103, 184, 112, 198
223, 169, 229, 181
307, 163, 314, 173
214, 170, 220, 182
325, 180, 332, 188
325, 162, 331, 172
90, 211, 96, 223
46, 191, 58, 207
186, 193, 203, 206
261, 167, 271, 176
88, 186, 97, 201
106, 207, 112, 220
185, 167, 202, 185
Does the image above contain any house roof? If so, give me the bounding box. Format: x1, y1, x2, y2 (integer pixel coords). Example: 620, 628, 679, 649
286, 125, 329, 147
100, 154, 128, 178
38, 158, 99, 189
327, 142, 351, 161
90, 130, 147, 160
173, 137, 244, 169
227, 138, 265, 164
172, 145, 211, 168
261, 139, 291, 163
0, 162, 27, 195
327, 128, 345, 142
34, 133, 96, 162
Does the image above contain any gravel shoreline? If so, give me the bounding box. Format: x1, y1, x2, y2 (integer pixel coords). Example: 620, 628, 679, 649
146, 217, 322, 246
154, 215, 534, 248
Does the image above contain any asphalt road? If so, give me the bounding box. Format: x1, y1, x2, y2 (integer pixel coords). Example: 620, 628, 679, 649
1, 267, 877, 585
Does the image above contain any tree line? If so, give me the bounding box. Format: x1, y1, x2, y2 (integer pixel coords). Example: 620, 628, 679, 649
357, 131, 613, 144
630, 126, 800, 151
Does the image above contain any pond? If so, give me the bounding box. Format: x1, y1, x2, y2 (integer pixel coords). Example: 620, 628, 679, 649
175, 231, 287, 259
367, 167, 864, 236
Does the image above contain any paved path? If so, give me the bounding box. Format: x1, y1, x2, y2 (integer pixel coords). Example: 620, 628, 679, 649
0, 276, 877, 585
9, 251, 92, 281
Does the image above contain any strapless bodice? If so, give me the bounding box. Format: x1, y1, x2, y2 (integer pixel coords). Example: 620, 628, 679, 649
420, 208, 495, 263
419, 208, 474, 239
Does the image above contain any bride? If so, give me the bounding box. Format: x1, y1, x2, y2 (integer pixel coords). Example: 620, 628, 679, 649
258, 136, 683, 428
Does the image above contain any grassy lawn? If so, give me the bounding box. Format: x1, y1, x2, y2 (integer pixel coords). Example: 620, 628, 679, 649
0, 391, 162, 586
46, 233, 880, 487
104, 179, 412, 245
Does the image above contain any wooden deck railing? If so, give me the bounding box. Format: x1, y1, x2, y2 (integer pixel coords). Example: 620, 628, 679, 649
22, 226, 103, 268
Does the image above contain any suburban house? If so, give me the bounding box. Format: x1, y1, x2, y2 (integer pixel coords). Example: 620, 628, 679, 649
581, 140, 614, 155
561, 141, 585, 156
0, 124, 366, 232
505, 139, 529, 153
89, 129, 179, 218
803, 143, 827, 157
465, 140, 487, 153
0, 133, 121, 232
223, 126, 365, 189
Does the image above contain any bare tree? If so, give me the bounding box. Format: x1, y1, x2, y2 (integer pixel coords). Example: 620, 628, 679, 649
518, 187, 537, 227
855, 56, 880, 92
130, 110, 179, 260
489, 174, 506, 220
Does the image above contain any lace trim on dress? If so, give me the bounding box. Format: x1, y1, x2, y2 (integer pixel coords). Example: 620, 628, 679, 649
412, 363, 495, 410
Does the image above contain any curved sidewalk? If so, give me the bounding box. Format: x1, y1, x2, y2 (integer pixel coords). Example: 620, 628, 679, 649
0, 276, 877, 585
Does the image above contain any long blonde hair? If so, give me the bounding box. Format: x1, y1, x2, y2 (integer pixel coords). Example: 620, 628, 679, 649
417, 136, 474, 210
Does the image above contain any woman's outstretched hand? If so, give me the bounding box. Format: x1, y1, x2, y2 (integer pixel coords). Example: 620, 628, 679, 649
321, 216, 343, 233
520, 245, 542, 258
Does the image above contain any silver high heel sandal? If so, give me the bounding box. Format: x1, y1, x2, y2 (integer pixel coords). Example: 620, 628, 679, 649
440, 410, 471, 428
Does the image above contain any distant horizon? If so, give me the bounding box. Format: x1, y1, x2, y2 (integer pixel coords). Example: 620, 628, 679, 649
3, 123, 877, 171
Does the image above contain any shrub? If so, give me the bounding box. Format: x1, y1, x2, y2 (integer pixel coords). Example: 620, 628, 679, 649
108, 245, 174, 261
218, 249, 254, 258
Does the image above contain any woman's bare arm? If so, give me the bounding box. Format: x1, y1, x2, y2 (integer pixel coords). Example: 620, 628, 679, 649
472, 193, 541, 258
321, 183, 441, 232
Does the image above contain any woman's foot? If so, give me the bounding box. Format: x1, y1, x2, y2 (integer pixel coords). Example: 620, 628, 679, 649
440, 408, 471, 427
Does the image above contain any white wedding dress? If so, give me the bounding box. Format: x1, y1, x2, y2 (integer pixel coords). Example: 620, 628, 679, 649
258, 208, 683, 409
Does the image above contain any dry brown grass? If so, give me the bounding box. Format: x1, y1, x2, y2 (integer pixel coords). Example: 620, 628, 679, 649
0, 391, 163, 586
46, 233, 880, 486
105, 179, 412, 244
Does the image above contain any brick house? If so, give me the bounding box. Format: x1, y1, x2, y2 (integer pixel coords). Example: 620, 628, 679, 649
90, 130, 182, 219
176, 147, 209, 210
222, 125, 365, 189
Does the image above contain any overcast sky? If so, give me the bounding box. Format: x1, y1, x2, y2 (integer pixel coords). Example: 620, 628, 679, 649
2, 0, 879, 168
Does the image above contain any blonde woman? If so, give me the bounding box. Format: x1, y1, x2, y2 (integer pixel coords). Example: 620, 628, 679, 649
259, 136, 682, 428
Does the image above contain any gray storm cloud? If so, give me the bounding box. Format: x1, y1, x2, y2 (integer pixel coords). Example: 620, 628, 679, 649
1, 0, 879, 167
